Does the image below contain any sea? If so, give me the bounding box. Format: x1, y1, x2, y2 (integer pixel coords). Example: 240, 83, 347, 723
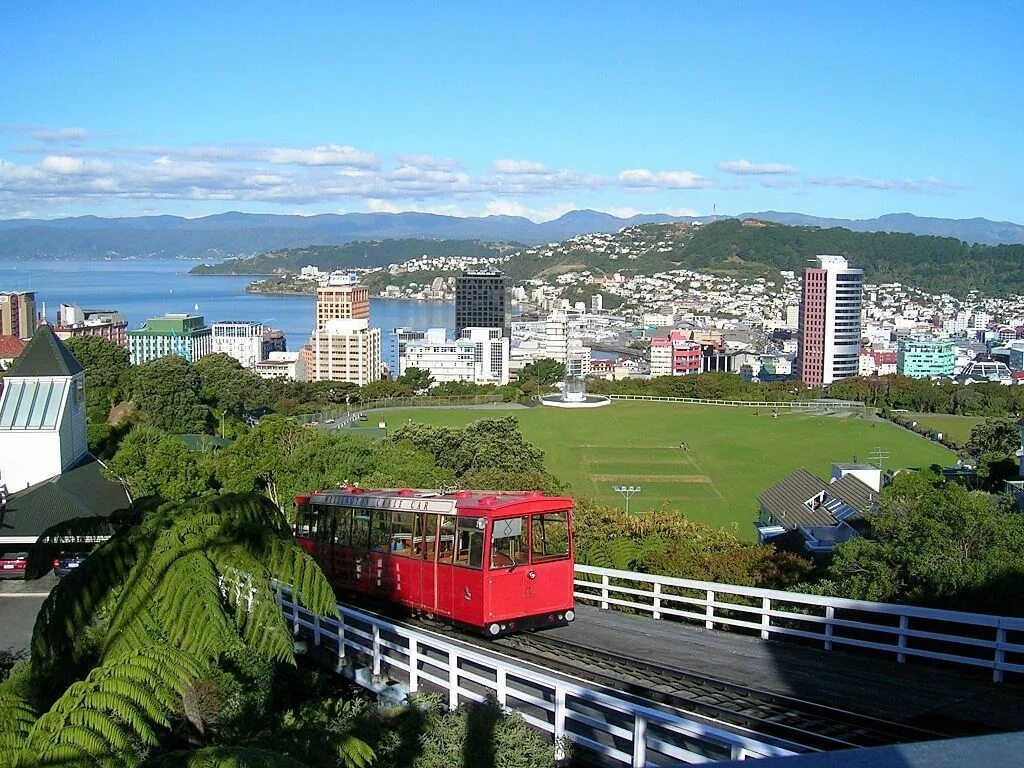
0, 259, 454, 345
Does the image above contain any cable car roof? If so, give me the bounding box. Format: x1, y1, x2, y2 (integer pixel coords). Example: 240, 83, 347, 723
306, 488, 571, 516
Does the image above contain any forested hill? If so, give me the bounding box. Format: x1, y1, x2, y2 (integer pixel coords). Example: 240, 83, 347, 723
190, 239, 519, 274
501, 219, 1024, 295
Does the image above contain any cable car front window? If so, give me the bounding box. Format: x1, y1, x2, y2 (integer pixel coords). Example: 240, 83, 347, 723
531, 511, 570, 562
490, 516, 529, 570
455, 517, 485, 569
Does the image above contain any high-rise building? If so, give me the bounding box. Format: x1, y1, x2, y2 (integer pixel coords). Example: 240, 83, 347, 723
455, 271, 509, 338
797, 255, 863, 387
0, 291, 37, 340
387, 327, 430, 378
127, 313, 213, 365
309, 319, 381, 385
316, 275, 369, 330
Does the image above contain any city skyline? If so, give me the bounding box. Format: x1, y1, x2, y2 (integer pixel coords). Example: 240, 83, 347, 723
1, 2, 1020, 222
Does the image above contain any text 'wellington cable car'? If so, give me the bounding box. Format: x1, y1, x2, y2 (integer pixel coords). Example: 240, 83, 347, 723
294, 487, 576, 636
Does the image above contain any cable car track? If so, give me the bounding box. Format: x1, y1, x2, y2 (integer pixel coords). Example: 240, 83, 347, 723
491, 631, 947, 753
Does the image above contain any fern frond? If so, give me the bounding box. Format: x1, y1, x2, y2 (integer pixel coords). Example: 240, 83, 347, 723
0, 690, 38, 765
144, 746, 310, 768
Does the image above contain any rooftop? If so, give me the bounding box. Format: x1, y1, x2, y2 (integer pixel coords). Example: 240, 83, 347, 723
2, 325, 83, 378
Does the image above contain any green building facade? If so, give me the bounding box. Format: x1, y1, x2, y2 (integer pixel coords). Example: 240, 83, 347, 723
127, 313, 212, 365
897, 339, 955, 378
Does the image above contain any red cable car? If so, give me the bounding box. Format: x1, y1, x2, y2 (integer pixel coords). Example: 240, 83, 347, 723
294, 488, 576, 636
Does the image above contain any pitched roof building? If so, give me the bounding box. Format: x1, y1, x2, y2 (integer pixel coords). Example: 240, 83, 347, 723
0, 326, 130, 545
756, 463, 882, 556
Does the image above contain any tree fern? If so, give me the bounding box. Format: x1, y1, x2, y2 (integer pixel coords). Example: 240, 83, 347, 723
0, 689, 37, 766
144, 746, 310, 767
14, 646, 200, 768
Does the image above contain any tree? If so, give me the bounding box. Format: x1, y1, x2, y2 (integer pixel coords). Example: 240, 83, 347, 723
820, 469, 1024, 613
395, 366, 434, 394
195, 353, 269, 415
962, 417, 1020, 485
105, 426, 212, 502
1, 492, 361, 767
519, 358, 565, 387
131, 356, 209, 433
65, 336, 131, 410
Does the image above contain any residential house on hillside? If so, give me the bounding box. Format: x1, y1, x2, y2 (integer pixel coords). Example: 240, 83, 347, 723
0, 335, 25, 371
756, 463, 883, 557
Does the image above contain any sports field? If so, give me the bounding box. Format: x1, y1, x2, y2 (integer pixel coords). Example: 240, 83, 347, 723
377, 402, 956, 539
901, 412, 983, 448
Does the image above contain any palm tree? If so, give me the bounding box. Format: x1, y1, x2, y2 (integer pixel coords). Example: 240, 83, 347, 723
0, 492, 370, 768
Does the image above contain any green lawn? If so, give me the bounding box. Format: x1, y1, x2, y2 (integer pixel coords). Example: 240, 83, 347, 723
376, 403, 956, 540
900, 412, 984, 448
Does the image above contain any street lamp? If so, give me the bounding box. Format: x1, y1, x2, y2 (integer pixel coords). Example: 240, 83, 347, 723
612, 485, 642, 515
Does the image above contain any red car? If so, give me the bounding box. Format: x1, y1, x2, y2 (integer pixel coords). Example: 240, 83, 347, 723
0, 551, 28, 579
295, 488, 576, 636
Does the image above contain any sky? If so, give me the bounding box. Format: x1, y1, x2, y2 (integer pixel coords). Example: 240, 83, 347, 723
1, 1, 1021, 223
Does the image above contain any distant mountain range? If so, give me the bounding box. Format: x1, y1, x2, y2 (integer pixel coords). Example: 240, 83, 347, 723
0, 210, 1021, 260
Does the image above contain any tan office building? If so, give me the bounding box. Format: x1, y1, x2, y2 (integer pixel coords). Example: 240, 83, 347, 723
309, 319, 381, 385
316, 283, 369, 329
0, 292, 37, 340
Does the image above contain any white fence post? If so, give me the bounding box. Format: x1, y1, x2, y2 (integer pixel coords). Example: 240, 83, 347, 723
994, 627, 1006, 683
601, 574, 610, 610
554, 687, 567, 761
824, 606, 835, 651
496, 666, 507, 706
448, 650, 459, 709
705, 590, 715, 629
372, 624, 382, 676
897, 615, 909, 663
652, 582, 662, 620
760, 597, 771, 640
313, 614, 321, 646
291, 594, 299, 635
632, 714, 648, 768
408, 637, 419, 693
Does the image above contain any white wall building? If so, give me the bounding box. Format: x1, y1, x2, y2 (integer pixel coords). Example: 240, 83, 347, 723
400, 327, 509, 385
211, 321, 285, 369
255, 351, 307, 382
0, 326, 88, 493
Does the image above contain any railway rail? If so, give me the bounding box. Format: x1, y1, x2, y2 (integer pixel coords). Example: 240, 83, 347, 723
492, 631, 946, 753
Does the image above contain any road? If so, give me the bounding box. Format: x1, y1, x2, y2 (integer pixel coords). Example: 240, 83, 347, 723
0, 574, 57, 665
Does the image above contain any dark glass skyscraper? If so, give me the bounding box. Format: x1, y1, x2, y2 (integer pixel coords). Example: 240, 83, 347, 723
455, 271, 510, 338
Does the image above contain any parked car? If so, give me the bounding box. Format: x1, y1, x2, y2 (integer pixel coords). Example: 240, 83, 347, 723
53, 553, 89, 577
0, 551, 28, 579
358, 415, 369, 421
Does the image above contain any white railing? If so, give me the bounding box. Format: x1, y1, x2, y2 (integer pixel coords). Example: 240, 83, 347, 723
575, 565, 1024, 683
606, 395, 863, 409
276, 588, 798, 766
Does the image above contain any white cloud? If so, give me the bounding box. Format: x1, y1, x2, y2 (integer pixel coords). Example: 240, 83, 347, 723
266, 144, 378, 168
483, 200, 578, 222
805, 175, 966, 192
32, 127, 91, 143
493, 159, 548, 174
618, 169, 711, 190
718, 159, 797, 175
38, 155, 112, 175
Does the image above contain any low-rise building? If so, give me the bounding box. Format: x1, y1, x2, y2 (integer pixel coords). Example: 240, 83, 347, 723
649, 330, 701, 377
255, 351, 307, 381
400, 327, 510, 385
0, 335, 25, 370
127, 313, 212, 365
53, 305, 128, 347
211, 320, 286, 369
898, 339, 955, 378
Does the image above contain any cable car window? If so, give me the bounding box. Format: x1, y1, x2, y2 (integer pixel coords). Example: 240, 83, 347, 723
390, 511, 416, 557
309, 504, 323, 540
369, 509, 391, 552
490, 516, 529, 569
437, 515, 456, 564
294, 501, 311, 537
531, 511, 570, 562
415, 514, 429, 559
454, 517, 484, 569
351, 510, 371, 551
334, 506, 352, 545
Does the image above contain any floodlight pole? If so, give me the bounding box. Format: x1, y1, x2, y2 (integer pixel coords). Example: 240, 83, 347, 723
612, 485, 642, 515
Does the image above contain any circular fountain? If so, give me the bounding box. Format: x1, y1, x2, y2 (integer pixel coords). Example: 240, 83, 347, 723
538, 376, 611, 409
